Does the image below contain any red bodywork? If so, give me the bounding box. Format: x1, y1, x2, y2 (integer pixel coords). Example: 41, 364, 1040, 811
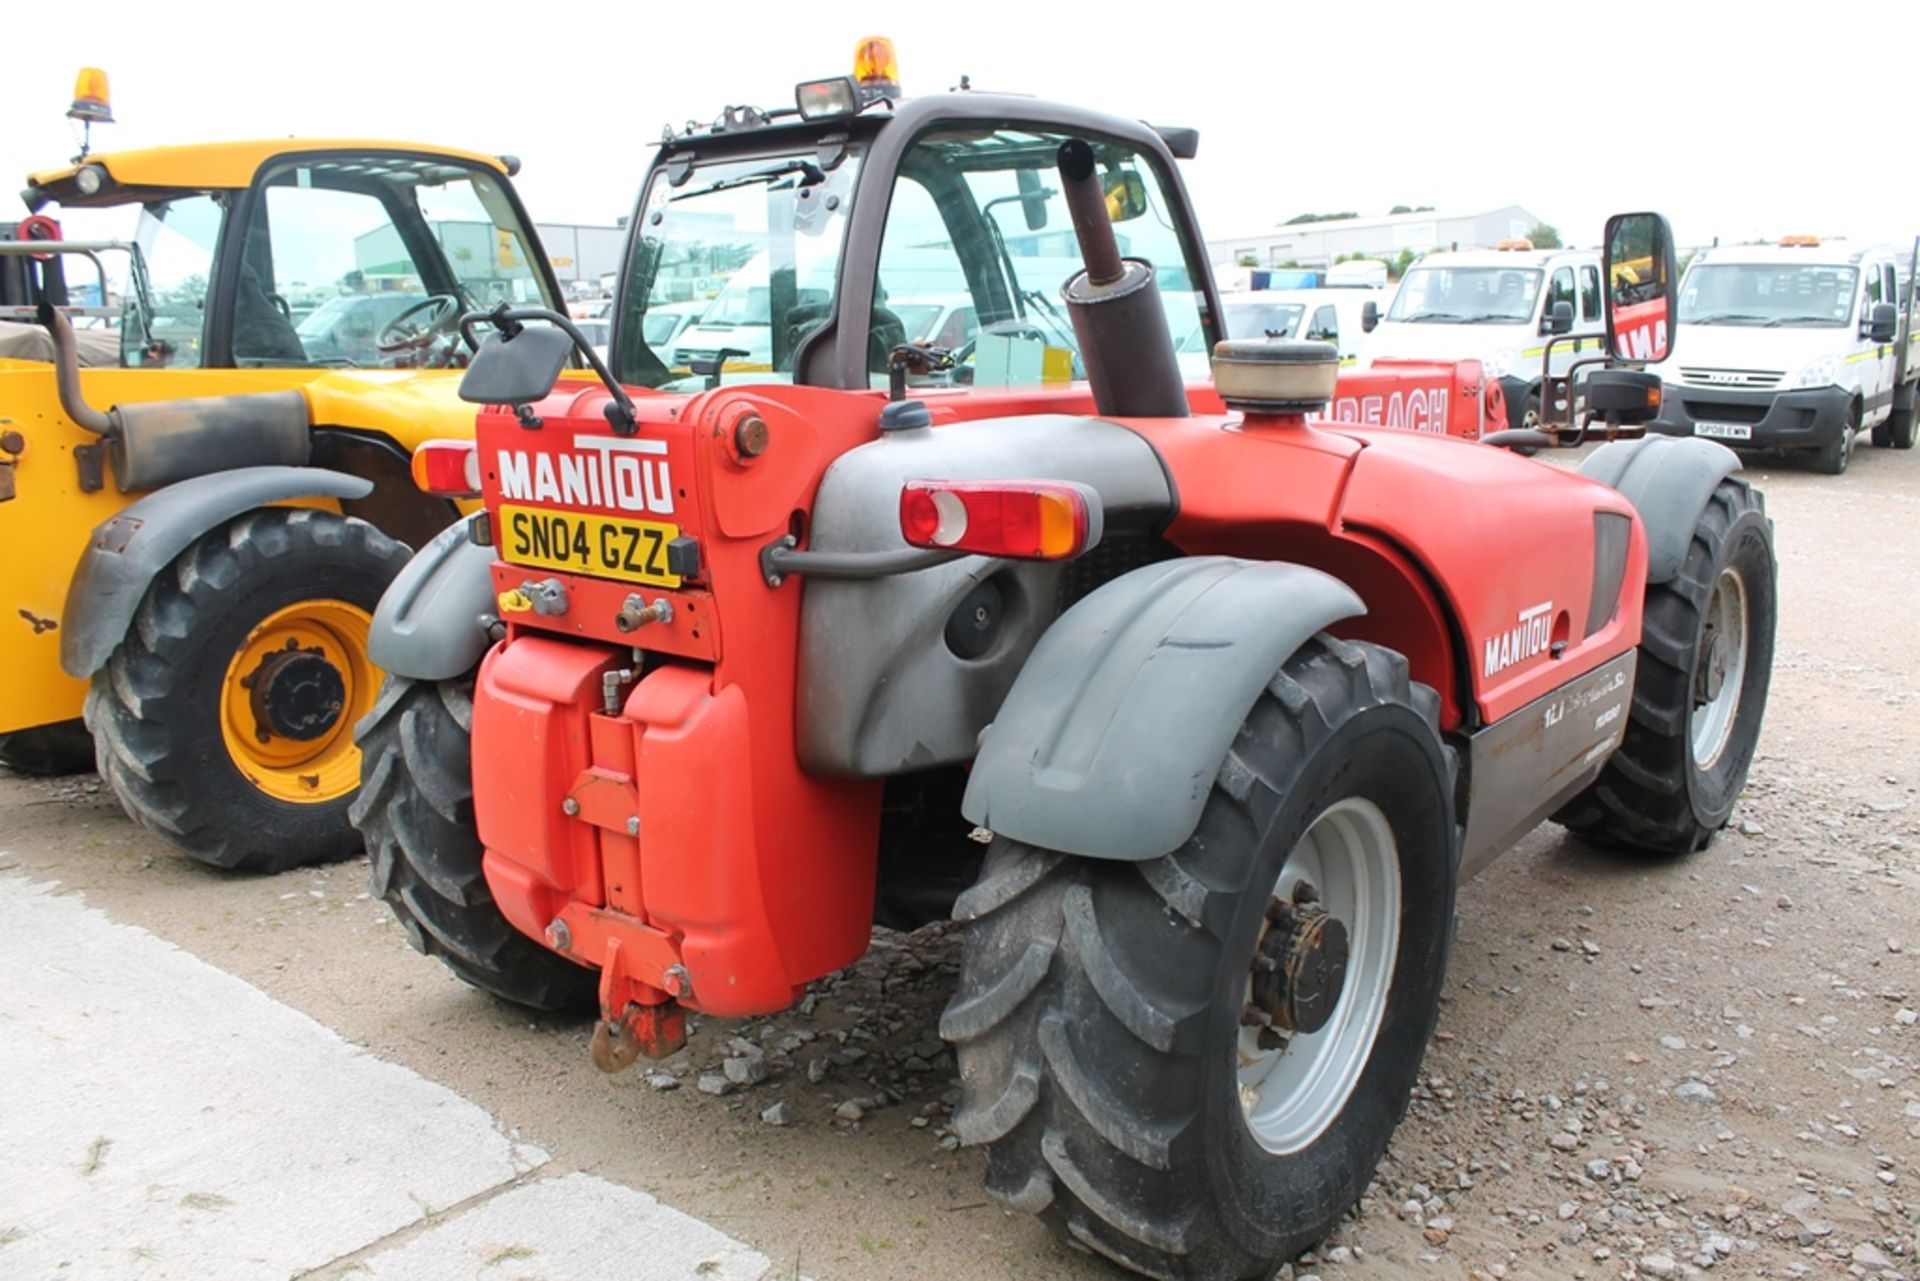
467, 371, 1643, 1029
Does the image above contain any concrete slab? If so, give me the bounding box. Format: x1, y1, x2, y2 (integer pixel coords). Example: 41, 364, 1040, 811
0, 876, 549, 1280
353, 1172, 773, 1280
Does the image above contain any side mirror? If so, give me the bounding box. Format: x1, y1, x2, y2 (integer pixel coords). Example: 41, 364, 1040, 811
1602, 211, 1676, 364
1543, 299, 1574, 336
458, 322, 574, 405
1362, 299, 1380, 333
1100, 170, 1149, 223
1866, 301, 1897, 344
1016, 168, 1050, 232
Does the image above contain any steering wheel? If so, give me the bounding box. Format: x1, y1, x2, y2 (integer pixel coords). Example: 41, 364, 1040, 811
377, 294, 461, 355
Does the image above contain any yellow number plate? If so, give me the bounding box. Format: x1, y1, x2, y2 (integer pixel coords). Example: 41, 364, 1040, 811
498, 504, 681, 588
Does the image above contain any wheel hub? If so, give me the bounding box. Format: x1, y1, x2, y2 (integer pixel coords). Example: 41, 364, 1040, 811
1700, 628, 1730, 702
1247, 883, 1350, 1039
243, 641, 346, 743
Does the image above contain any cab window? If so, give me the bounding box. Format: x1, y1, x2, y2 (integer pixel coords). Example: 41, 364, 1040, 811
876, 126, 1211, 389
614, 152, 861, 388
1305, 305, 1338, 342
237, 158, 554, 370
1547, 267, 1576, 320
1579, 264, 1602, 322
126, 194, 223, 368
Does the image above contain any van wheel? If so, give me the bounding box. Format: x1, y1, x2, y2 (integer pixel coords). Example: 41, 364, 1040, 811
1811, 403, 1858, 474
86, 509, 407, 873
943, 637, 1456, 1280
1876, 404, 1917, 450
1555, 479, 1775, 853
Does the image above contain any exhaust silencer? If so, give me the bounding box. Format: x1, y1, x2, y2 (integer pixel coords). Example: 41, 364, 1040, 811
107, 393, 311, 491
1055, 139, 1188, 420
43, 303, 310, 491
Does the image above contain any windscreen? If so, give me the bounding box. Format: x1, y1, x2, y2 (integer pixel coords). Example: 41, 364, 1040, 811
613, 152, 861, 388
1679, 264, 1856, 327
1388, 267, 1542, 323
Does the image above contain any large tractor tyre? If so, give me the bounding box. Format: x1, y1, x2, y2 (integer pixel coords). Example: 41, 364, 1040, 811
1811, 403, 1859, 475
0, 720, 96, 776
1555, 479, 1775, 855
85, 509, 407, 873
942, 637, 1456, 1281
351, 675, 599, 1014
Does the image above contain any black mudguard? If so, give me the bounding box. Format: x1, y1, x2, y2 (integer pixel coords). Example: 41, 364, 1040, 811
1580, 435, 1740, 584
60, 466, 372, 679
364, 514, 498, 683
961, 556, 1364, 861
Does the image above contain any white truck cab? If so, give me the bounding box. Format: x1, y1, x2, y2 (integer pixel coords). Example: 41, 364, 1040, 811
1655, 238, 1917, 473
1179, 288, 1380, 366
1362, 241, 1608, 429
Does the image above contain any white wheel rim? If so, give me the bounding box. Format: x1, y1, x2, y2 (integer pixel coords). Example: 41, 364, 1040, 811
1237, 796, 1400, 1155
1691, 566, 1749, 770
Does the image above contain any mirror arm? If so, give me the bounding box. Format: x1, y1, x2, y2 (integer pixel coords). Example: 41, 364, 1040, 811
462, 305, 639, 435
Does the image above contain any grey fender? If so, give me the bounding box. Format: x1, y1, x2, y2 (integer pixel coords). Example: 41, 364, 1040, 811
961, 556, 1365, 862
365, 514, 498, 682
1580, 435, 1739, 584
60, 466, 373, 679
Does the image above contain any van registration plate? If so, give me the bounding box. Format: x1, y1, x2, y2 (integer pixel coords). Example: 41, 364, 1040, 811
1694, 422, 1751, 441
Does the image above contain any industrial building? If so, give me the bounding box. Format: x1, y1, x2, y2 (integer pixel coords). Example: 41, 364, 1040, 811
1207, 205, 1545, 273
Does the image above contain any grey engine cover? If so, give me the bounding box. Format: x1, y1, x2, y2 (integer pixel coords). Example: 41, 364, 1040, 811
797, 415, 1172, 778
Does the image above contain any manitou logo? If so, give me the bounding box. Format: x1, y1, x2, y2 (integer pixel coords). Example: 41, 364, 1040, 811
496, 435, 675, 517
1484, 600, 1554, 677
1329, 387, 1450, 434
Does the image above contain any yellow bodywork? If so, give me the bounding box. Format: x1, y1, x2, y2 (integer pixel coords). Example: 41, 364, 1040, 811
28, 138, 509, 196
0, 361, 478, 734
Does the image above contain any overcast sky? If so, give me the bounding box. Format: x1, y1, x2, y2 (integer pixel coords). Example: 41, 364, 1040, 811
8, 1, 1917, 257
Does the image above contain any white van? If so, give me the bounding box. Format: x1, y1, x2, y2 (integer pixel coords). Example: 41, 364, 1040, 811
1654, 238, 1916, 473
1178, 288, 1379, 366
1362, 242, 1608, 429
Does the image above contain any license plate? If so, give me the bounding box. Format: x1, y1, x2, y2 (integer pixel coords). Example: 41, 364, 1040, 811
1694, 421, 1751, 441
497, 503, 681, 588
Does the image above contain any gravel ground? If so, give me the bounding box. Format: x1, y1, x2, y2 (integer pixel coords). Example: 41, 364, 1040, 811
3, 439, 1916, 1281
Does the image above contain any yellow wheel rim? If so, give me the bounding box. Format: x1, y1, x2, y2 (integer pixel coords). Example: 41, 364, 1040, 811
219, 599, 379, 804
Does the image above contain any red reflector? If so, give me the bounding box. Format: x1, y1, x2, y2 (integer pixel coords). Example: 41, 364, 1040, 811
410, 440, 481, 497
898, 480, 1094, 560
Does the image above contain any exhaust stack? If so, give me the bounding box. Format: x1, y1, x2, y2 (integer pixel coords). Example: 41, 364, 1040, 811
41, 303, 310, 491
1055, 140, 1188, 419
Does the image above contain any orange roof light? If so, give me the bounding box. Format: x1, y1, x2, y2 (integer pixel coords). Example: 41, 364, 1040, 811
1780, 234, 1821, 247
853, 36, 900, 92
68, 66, 113, 124
1496, 238, 1534, 251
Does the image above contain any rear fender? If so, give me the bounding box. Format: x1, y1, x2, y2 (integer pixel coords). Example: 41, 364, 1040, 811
365, 514, 497, 682
1579, 435, 1739, 584
961, 556, 1364, 861
59, 466, 371, 679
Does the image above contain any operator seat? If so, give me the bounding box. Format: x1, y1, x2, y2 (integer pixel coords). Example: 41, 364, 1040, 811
231, 260, 308, 366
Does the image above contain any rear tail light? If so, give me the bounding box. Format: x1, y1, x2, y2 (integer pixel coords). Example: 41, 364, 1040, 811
899, 480, 1100, 560
410, 440, 481, 497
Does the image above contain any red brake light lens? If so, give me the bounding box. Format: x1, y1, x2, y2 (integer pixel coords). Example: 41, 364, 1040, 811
899, 480, 1094, 560
410, 440, 481, 497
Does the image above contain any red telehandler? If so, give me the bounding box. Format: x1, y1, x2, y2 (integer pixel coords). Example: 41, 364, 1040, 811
352, 44, 1773, 1280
